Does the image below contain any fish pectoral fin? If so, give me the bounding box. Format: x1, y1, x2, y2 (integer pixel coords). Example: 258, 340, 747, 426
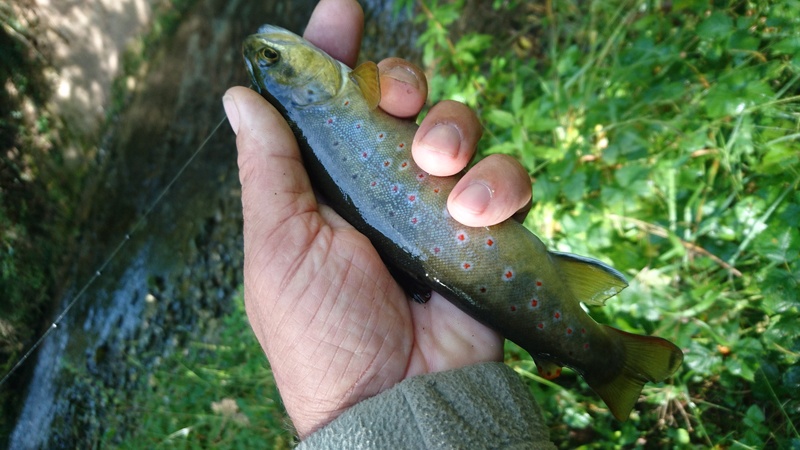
349, 61, 381, 110
533, 358, 563, 380
551, 251, 629, 306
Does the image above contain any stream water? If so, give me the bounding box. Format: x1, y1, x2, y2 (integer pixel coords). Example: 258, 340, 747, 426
5, 0, 418, 447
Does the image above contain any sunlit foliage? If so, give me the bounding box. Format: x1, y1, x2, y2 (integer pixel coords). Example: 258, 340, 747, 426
402, 0, 799, 447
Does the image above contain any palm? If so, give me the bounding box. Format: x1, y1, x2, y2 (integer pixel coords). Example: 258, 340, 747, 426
243, 150, 503, 431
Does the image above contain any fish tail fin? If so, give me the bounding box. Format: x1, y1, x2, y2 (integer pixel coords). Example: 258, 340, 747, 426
585, 326, 684, 421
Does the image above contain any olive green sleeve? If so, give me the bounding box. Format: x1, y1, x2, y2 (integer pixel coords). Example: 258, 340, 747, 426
297, 362, 557, 449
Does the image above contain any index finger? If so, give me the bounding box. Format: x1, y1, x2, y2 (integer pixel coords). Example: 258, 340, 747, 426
304, 0, 364, 67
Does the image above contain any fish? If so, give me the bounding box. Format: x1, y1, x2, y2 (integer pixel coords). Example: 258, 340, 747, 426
242, 25, 683, 421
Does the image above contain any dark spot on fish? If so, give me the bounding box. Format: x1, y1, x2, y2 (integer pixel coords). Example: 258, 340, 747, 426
352, 174, 358, 179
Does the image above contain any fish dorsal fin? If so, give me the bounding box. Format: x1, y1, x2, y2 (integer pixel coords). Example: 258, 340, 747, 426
551, 251, 628, 306
349, 61, 381, 110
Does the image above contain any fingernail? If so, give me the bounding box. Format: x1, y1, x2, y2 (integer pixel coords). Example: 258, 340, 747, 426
419, 123, 461, 158
222, 94, 240, 135
454, 182, 493, 215
382, 65, 419, 88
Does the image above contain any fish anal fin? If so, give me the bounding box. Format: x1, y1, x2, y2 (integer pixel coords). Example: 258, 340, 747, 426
551, 251, 628, 306
534, 358, 563, 380
350, 61, 381, 110
586, 326, 684, 421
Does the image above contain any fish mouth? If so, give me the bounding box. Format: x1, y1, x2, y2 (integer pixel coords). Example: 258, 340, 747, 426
243, 35, 265, 58
242, 35, 269, 90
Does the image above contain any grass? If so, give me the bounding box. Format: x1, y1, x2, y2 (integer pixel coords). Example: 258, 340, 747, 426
107, 291, 293, 449
114, 0, 799, 447
407, 0, 799, 447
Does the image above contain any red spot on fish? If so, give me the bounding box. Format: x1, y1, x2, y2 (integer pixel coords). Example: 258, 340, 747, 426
433, 246, 442, 255
400, 161, 409, 169
410, 217, 419, 225
510, 305, 517, 312
537, 322, 545, 329
326, 118, 334, 125
433, 188, 441, 194
456, 231, 468, 244
377, 132, 385, 140
581, 328, 586, 334
361, 151, 369, 159
566, 327, 573, 335
554, 311, 561, 320
530, 299, 538, 308
356, 123, 362, 129
398, 142, 405, 149
417, 173, 426, 181
370, 181, 377, 187
583, 343, 590, 350
391, 185, 400, 193
486, 238, 494, 246
502, 268, 515, 282
462, 262, 472, 270
479, 286, 487, 293
408, 194, 416, 202
536, 280, 543, 287
383, 160, 391, 167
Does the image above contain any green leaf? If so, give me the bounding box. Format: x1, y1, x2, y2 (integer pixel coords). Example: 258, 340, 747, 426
484, 142, 518, 155
511, 84, 524, 114
725, 357, 756, 382
533, 176, 560, 203
773, 36, 800, 55
484, 109, 516, 128
562, 171, 587, 203
614, 165, 650, 190
743, 404, 765, 426
697, 11, 734, 40
729, 30, 760, 52
757, 144, 800, 174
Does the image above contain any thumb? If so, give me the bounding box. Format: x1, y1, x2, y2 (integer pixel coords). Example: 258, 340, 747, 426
223, 86, 317, 240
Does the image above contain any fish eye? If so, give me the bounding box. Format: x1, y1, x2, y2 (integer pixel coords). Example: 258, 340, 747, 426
259, 47, 280, 65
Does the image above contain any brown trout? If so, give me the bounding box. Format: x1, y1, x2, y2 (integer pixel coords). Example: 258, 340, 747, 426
243, 25, 683, 421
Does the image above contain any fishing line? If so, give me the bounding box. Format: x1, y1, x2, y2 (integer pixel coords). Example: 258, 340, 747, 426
0, 115, 228, 388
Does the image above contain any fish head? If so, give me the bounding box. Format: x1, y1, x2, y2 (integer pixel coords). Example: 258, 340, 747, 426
244, 25, 343, 107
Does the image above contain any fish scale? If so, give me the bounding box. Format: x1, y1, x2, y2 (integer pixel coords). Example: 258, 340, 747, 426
243, 25, 683, 421
304, 97, 582, 345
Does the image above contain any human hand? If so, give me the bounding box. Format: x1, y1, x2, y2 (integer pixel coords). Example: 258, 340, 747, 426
223, 0, 532, 438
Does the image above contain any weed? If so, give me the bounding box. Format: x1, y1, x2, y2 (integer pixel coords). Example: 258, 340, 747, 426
412, 0, 800, 447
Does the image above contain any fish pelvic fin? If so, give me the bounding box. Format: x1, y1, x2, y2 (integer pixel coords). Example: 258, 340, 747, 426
550, 252, 628, 306
585, 326, 684, 421
533, 358, 563, 380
